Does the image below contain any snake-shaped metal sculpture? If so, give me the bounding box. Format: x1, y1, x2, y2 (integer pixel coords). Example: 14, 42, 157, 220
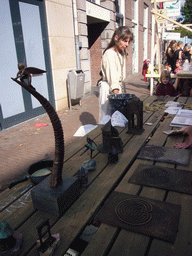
12, 70, 64, 188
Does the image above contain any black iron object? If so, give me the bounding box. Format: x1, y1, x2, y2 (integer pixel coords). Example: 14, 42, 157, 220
95, 191, 181, 243
138, 145, 191, 166
76, 166, 89, 188
81, 136, 97, 159
16, 63, 46, 90
12, 70, 80, 216
108, 93, 144, 134
127, 97, 144, 134
8, 159, 53, 188
108, 93, 135, 117
0, 221, 22, 254
37, 219, 56, 253
97, 121, 123, 163
129, 163, 192, 195
0, 221, 15, 252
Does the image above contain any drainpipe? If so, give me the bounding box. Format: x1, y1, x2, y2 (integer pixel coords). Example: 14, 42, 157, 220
72, 0, 81, 70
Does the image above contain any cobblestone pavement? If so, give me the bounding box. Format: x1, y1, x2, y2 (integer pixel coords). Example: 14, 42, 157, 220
0, 73, 150, 190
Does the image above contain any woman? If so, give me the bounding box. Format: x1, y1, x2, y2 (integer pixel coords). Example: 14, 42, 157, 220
165, 40, 176, 72
182, 44, 191, 63
173, 41, 183, 71
99, 26, 133, 123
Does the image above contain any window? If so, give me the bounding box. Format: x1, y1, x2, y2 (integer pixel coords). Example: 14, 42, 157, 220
115, 0, 124, 27
132, 0, 137, 22
143, 4, 149, 61
87, 0, 96, 3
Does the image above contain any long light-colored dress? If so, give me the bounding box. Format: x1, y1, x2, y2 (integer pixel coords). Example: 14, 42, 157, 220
99, 48, 125, 123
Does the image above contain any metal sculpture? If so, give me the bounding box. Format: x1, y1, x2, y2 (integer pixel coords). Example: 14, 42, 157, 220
97, 120, 123, 163
12, 66, 64, 188
16, 63, 46, 90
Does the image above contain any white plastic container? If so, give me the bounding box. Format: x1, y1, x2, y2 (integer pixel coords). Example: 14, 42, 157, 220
183, 59, 189, 71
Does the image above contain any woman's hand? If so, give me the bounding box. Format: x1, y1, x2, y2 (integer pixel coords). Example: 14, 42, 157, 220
173, 125, 192, 149
112, 89, 119, 94
183, 125, 192, 135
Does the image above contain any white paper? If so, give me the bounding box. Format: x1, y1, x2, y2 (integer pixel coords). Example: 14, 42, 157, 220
170, 109, 192, 127
99, 111, 128, 127
99, 115, 111, 125
165, 101, 180, 107
164, 107, 182, 115
111, 111, 128, 127
163, 127, 186, 135
73, 124, 98, 137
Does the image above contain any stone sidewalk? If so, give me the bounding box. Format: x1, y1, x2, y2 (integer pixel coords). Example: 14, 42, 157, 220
0, 73, 150, 190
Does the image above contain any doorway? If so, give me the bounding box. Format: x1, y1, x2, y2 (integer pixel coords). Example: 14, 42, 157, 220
0, 0, 53, 130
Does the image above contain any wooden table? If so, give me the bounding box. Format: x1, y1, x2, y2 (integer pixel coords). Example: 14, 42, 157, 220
173, 70, 192, 94
176, 70, 192, 79
1, 95, 192, 256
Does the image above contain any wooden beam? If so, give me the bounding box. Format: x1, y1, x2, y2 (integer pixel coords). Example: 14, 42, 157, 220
161, 24, 192, 30
151, 9, 192, 33
162, 24, 192, 29
151, 0, 177, 3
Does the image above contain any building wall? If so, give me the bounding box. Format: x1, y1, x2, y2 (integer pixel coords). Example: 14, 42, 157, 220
90, 36, 102, 86
79, 0, 153, 85
77, 0, 91, 95
0, 0, 56, 130
45, 0, 76, 111
124, 0, 152, 76
2, 0, 153, 130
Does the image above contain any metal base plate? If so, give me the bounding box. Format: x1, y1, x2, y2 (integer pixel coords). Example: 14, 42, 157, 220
129, 164, 192, 195
95, 191, 181, 243
31, 174, 80, 216
138, 145, 191, 166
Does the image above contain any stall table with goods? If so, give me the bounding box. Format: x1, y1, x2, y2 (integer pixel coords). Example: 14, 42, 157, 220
1, 95, 192, 256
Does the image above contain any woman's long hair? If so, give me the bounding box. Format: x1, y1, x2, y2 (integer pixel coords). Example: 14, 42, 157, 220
103, 26, 133, 55
166, 40, 176, 55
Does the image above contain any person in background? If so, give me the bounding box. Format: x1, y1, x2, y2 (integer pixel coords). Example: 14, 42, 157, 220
174, 126, 192, 149
182, 44, 191, 63
173, 41, 183, 71
174, 59, 182, 74
172, 59, 182, 92
163, 62, 172, 73
142, 59, 150, 82
175, 57, 192, 97
166, 40, 176, 72
155, 70, 177, 97
99, 26, 133, 123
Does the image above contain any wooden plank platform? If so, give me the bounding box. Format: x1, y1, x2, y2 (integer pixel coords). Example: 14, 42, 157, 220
1, 95, 192, 256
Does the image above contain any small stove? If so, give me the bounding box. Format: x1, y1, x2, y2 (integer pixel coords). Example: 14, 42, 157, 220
97, 120, 123, 163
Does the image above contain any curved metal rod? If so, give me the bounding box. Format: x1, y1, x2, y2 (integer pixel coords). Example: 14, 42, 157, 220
11, 78, 64, 188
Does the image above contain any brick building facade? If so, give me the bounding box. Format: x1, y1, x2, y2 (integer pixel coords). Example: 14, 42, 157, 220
77, 0, 152, 89
0, 0, 153, 130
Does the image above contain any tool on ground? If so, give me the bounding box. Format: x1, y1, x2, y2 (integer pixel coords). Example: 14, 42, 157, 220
8, 160, 53, 188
